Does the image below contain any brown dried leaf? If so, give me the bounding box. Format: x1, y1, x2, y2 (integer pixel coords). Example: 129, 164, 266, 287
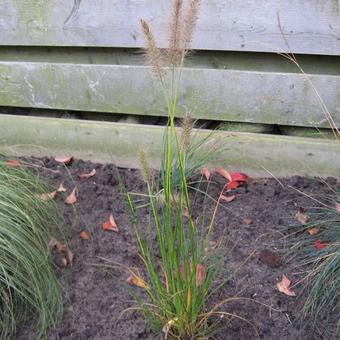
215, 167, 232, 181
57, 182, 67, 192
55, 156, 73, 165
80, 230, 91, 240
220, 194, 236, 203
295, 208, 309, 225
65, 186, 77, 205
6, 159, 21, 167
66, 247, 75, 266
201, 167, 211, 181
308, 227, 320, 236
126, 275, 149, 289
79, 169, 96, 180
277, 275, 296, 297
38, 191, 57, 201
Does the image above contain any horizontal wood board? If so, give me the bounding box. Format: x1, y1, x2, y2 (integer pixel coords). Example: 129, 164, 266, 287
0, 1, 339, 55
0, 114, 339, 177
0, 61, 339, 127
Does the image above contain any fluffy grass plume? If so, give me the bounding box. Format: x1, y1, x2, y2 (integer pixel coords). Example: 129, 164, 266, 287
0, 161, 63, 338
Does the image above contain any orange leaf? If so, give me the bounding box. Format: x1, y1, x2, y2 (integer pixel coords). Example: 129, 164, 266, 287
277, 275, 296, 297
38, 191, 57, 201
314, 240, 328, 250
57, 182, 67, 192
295, 208, 309, 225
307, 227, 320, 236
201, 167, 211, 181
55, 156, 73, 165
79, 169, 96, 180
126, 275, 149, 289
65, 186, 77, 205
5, 159, 21, 167
230, 172, 248, 182
80, 230, 91, 240
220, 194, 236, 203
215, 167, 232, 181
102, 214, 119, 232
226, 180, 240, 191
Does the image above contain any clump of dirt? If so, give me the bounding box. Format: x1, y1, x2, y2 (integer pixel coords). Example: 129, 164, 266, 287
16, 157, 337, 340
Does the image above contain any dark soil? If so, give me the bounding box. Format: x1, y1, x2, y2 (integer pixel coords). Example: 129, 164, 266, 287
16, 157, 338, 340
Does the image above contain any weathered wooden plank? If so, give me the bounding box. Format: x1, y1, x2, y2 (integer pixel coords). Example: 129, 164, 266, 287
0, 61, 339, 127
0, 115, 339, 177
0, 0, 339, 55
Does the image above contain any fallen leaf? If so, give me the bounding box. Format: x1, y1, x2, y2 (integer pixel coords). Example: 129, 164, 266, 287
80, 230, 91, 240
307, 227, 320, 236
215, 167, 232, 181
277, 275, 296, 297
55, 156, 73, 165
314, 240, 328, 250
79, 169, 96, 180
65, 186, 77, 205
126, 275, 149, 289
48, 237, 67, 252
335, 203, 340, 212
230, 172, 248, 182
243, 218, 253, 225
38, 191, 57, 201
102, 214, 119, 232
5, 159, 21, 167
201, 167, 211, 181
57, 182, 67, 192
226, 180, 241, 191
220, 194, 236, 203
259, 249, 282, 268
295, 208, 309, 225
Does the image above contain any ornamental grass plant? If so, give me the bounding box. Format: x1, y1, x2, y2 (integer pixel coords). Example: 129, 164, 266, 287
0, 160, 63, 338
287, 187, 339, 338
112, 1, 257, 338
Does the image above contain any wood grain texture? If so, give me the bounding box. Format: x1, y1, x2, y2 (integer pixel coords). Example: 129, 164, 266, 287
0, 61, 339, 127
0, 0, 339, 55
0, 115, 339, 177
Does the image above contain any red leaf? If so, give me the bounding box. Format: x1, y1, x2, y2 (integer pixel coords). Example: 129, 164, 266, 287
215, 167, 232, 181
102, 214, 119, 232
314, 240, 328, 250
55, 156, 73, 165
226, 180, 241, 191
230, 172, 248, 182
65, 186, 77, 205
80, 230, 91, 240
220, 194, 236, 203
200, 167, 211, 181
6, 159, 21, 167
79, 169, 96, 180
277, 275, 296, 297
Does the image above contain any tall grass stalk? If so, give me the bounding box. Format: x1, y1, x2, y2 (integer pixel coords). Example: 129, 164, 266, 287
114, 1, 255, 338
0, 161, 63, 338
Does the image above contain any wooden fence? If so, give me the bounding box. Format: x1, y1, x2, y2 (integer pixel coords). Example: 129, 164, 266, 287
0, 0, 339, 176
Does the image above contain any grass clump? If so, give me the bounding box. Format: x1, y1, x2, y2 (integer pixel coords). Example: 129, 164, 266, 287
0, 161, 63, 338
114, 1, 254, 338
287, 187, 339, 338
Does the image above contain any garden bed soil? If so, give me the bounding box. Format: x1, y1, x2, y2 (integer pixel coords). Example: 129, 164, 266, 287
17, 157, 338, 340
